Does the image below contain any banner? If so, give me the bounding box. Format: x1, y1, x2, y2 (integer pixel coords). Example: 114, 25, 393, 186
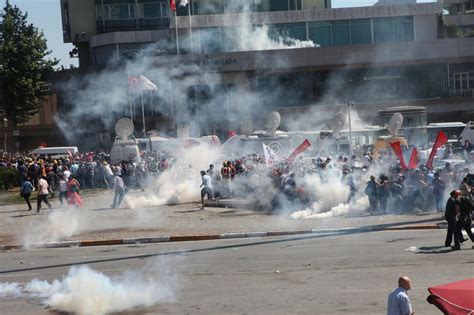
286, 139, 311, 162
408, 147, 420, 169
263, 143, 279, 167
426, 131, 448, 169
389, 141, 407, 169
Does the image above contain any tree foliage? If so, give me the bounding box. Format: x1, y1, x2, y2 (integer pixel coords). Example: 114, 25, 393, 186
0, 1, 58, 125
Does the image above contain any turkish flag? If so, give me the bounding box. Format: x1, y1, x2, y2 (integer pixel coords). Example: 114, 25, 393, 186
389, 141, 407, 169
287, 139, 311, 162
426, 131, 448, 169
408, 147, 420, 169
170, 0, 176, 12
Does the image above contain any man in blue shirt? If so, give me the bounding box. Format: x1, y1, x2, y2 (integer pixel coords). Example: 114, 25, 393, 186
387, 276, 414, 315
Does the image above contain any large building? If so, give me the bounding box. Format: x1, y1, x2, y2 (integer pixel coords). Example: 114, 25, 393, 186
57, 0, 474, 143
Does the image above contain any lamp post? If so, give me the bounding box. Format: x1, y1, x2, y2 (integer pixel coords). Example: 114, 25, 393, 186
2, 117, 6, 153
348, 101, 354, 159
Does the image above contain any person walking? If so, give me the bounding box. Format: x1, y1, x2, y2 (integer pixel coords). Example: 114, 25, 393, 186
445, 190, 462, 249
365, 175, 378, 215
58, 174, 68, 206
20, 177, 34, 211
200, 170, 214, 210
456, 195, 474, 248
37, 176, 52, 213
111, 169, 126, 209
67, 176, 82, 207
387, 276, 414, 315
432, 173, 446, 212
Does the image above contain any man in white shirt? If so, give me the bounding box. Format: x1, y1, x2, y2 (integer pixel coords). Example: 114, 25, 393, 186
387, 276, 414, 315
200, 170, 214, 209
37, 176, 52, 213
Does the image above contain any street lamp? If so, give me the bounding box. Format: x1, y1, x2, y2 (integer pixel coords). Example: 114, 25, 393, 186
347, 101, 354, 159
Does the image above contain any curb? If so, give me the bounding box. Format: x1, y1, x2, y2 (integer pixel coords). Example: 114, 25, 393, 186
0, 223, 445, 251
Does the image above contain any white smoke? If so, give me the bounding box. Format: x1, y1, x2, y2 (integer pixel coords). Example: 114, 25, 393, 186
125, 143, 222, 209
22, 208, 83, 247
0, 259, 179, 315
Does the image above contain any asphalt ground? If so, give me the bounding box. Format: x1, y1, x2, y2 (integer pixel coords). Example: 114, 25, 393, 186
0, 189, 449, 248
0, 230, 472, 314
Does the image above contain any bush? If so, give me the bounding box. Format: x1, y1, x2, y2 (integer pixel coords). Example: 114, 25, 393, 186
0, 167, 19, 190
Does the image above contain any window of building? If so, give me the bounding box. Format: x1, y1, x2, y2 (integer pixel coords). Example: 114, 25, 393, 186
309, 21, 331, 46
142, 1, 169, 18
332, 20, 350, 46
270, 23, 306, 41
103, 3, 136, 20
453, 72, 469, 92
393, 16, 414, 42
199, 28, 222, 53
224, 0, 255, 13
373, 17, 394, 43
350, 19, 371, 45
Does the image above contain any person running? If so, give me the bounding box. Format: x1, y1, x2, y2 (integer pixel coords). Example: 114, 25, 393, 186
20, 177, 34, 211
111, 169, 126, 209
37, 176, 52, 213
58, 174, 68, 206
200, 170, 214, 209
67, 176, 82, 207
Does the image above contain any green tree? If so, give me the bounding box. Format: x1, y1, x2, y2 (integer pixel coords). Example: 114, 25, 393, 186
0, 1, 58, 126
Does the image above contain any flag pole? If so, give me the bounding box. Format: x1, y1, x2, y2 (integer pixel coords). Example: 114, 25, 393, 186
188, 2, 193, 53
129, 86, 133, 122
141, 89, 146, 134
175, 9, 180, 55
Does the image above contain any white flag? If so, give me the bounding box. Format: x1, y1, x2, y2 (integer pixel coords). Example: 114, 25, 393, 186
179, 0, 189, 6
263, 143, 279, 167
140, 75, 157, 91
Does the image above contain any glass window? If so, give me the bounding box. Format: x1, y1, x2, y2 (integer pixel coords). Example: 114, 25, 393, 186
143, 3, 160, 18
200, 28, 222, 53
224, 0, 253, 13
374, 17, 394, 43
350, 19, 371, 45
287, 23, 306, 40
332, 20, 350, 46
393, 16, 414, 42
270, 0, 289, 11
206, 0, 224, 14
309, 21, 331, 46
96, 5, 103, 20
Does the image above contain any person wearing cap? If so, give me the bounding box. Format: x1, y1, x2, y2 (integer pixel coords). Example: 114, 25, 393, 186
445, 190, 462, 249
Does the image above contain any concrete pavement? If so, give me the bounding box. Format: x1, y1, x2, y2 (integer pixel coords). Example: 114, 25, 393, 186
0, 189, 452, 249
0, 230, 472, 314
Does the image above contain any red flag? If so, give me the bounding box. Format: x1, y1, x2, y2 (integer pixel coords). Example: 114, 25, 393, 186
228, 130, 237, 138
389, 141, 407, 169
287, 139, 311, 162
170, 0, 176, 12
426, 131, 448, 169
408, 147, 420, 169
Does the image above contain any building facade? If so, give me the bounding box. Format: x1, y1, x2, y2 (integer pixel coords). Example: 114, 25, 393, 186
58, 0, 474, 143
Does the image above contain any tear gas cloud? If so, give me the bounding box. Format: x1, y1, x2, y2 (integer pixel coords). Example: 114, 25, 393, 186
22, 209, 84, 248
0, 258, 179, 315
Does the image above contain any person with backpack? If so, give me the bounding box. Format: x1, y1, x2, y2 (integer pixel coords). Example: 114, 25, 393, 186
20, 177, 35, 211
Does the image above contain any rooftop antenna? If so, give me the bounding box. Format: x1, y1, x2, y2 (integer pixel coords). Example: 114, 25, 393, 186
388, 113, 404, 137
327, 112, 346, 138
115, 118, 134, 140
267, 111, 281, 138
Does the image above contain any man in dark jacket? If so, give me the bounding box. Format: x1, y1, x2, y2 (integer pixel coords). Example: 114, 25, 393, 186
456, 196, 474, 248
445, 190, 462, 250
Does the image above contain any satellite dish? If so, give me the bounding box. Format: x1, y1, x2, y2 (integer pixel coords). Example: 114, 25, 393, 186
115, 118, 134, 139
267, 111, 281, 137
388, 113, 403, 136
327, 112, 346, 138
